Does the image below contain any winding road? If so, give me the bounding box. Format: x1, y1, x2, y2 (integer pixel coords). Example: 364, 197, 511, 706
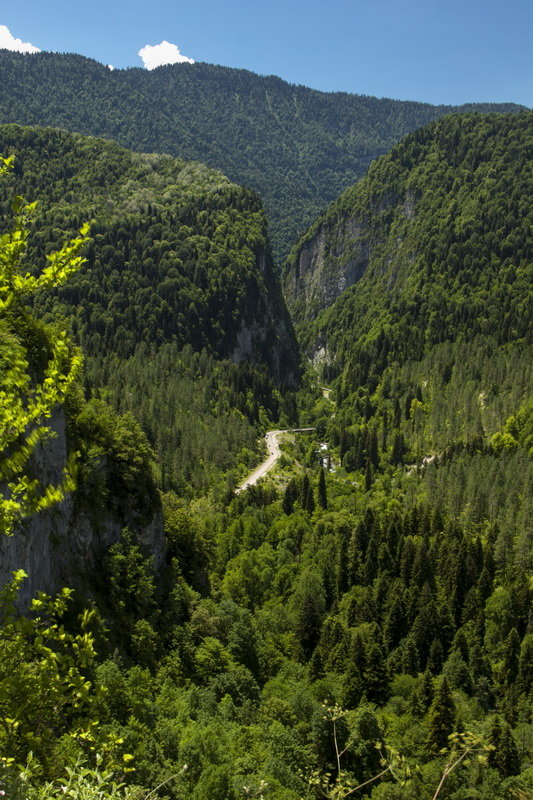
236, 428, 314, 493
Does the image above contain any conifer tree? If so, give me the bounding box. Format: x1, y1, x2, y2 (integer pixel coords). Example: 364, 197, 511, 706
297, 589, 322, 659
390, 431, 405, 465
366, 427, 379, 468
342, 633, 366, 709
411, 669, 433, 716
426, 676, 456, 757
419, 670, 434, 710
317, 466, 328, 509
282, 476, 298, 514
335, 527, 350, 596
383, 594, 407, 651
400, 538, 416, 585
488, 717, 521, 778
502, 628, 521, 687
427, 638, 445, 675
308, 645, 324, 681
362, 536, 378, 585
412, 539, 434, 589
444, 649, 472, 693
517, 636, 533, 695
401, 636, 420, 676
364, 640, 390, 704
301, 473, 315, 513
364, 458, 373, 491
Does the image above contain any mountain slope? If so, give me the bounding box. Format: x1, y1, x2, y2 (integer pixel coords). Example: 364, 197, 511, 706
1, 108, 532, 800
285, 111, 532, 545
285, 111, 532, 344
0, 124, 297, 379
0, 124, 299, 494
0, 51, 524, 262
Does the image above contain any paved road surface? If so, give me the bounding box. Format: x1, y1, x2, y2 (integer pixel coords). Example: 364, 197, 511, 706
236, 428, 314, 493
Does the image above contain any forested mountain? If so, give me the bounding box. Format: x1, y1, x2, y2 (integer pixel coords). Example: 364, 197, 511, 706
284, 111, 532, 328
0, 124, 299, 495
0, 99, 532, 799
0, 50, 524, 262
285, 110, 532, 592
0, 124, 296, 374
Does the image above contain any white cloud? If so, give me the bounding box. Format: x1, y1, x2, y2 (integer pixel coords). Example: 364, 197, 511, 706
0, 24, 40, 54
107, 64, 114, 70
138, 40, 194, 70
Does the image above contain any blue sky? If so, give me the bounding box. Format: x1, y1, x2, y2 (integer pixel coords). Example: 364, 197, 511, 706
2, 0, 532, 106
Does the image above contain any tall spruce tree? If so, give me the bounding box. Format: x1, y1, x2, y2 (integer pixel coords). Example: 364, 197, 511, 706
426, 676, 456, 757
317, 466, 328, 510
488, 717, 521, 778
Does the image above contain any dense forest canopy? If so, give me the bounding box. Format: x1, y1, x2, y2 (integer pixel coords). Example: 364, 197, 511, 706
0, 78, 531, 800
285, 111, 532, 331
0, 50, 524, 262
0, 124, 297, 374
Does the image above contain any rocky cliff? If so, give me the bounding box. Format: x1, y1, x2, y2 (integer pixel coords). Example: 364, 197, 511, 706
0, 407, 164, 608
283, 111, 533, 349
283, 217, 372, 322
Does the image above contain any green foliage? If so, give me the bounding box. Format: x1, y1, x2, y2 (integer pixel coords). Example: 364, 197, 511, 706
1, 77, 531, 800
291, 111, 532, 341
488, 717, 521, 778
73, 399, 159, 521
286, 112, 532, 557
85, 344, 279, 496
0, 155, 88, 534
0, 126, 299, 497
4, 474, 532, 798
102, 528, 159, 653
491, 400, 533, 456
317, 467, 328, 510
426, 677, 456, 757
0, 571, 101, 773
0, 753, 179, 799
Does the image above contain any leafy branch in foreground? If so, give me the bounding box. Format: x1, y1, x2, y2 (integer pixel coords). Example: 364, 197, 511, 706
0, 570, 100, 768
301, 704, 411, 799
430, 731, 491, 800
0, 155, 90, 534
301, 706, 492, 800
0, 751, 187, 800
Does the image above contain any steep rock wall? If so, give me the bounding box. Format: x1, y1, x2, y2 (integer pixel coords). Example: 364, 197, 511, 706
0, 409, 164, 608
284, 220, 370, 321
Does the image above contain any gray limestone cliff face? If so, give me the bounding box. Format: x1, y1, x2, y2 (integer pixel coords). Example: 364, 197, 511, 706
0, 409, 164, 609
283, 183, 414, 325
284, 217, 370, 322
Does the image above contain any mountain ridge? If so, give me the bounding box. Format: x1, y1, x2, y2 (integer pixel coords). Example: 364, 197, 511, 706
0, 50, 524, 262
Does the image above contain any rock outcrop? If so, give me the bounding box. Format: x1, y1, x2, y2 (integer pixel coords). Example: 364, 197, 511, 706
0, 409, 164, 608
283, 219, 370, 322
